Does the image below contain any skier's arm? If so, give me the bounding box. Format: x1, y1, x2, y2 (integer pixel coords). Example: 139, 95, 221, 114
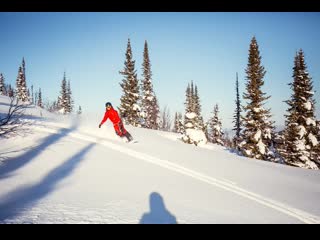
99, 112, 109, 126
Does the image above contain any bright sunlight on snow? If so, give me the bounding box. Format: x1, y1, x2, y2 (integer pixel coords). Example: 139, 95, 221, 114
0, 96, 320, 224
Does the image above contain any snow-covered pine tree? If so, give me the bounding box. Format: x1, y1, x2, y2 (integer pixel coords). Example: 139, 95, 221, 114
240, 37, 275, 160
173, 112, 184, 133
58, 72, 68, 114
0, 73, 5, 95
183, 81, 203, 130
37, 88, 43, 108
184, 82, 195, 129
232, 72, 242, 149
20, 58, 28, 102
15, 66, 24, 101
194, 85, 205, 130
141, 40, 160, 130
152, 94, 161, 130
182, 81, 207, 146
281, 50, 319, 169
208, 104, 224, 146
316, 120, 320, 164
22, 57, 26, 80
66, 80, 74, 113
119, 38, 140, 127
190, 81, 195, 115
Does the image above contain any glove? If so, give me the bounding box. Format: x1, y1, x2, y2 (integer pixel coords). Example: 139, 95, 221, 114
99, 124, 101, 128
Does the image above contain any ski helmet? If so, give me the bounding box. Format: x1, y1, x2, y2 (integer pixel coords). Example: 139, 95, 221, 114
105, 102, 112, 108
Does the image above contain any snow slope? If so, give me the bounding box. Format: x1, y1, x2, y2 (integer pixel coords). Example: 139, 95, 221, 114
0, 96, 319, 224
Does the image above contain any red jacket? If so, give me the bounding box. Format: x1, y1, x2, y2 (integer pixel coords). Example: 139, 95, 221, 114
100, 107, 121, 126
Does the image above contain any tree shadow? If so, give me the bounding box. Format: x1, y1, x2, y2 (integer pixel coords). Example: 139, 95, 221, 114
140, 192, 177, 224
0, 143, 95, 222
0, 123, 78, 179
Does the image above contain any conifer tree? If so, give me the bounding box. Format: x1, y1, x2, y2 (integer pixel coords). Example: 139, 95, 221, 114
119, 38, 140, 126
15, 59, 28, 102
0, 73, 5, 95
141, 40, 159, 129
184, 82, 195, 129
208, 104, 224, 145
21, 58, 28, 102
194, 85, 204, 130
281, 50, 319, 169
233, 72, 242, 149
315, 120, 320, 164
173, 112, 184, 133
240, 37, 275, 160
182, 81, 207, 146
22, 57, 26, 80
37, 88, 43, 108
58, 72, 68, 114
183, 81, 204, 130
16, 66, 24, 101
66, 80, 74, 113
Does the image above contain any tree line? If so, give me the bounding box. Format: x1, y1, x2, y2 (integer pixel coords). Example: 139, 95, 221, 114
0, 59, 81, 115
118, 37, 320, 170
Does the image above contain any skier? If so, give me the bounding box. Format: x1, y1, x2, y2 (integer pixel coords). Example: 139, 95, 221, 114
99, 102, 133, 142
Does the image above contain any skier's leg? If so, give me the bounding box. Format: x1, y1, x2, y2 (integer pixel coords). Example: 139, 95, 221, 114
124, 131, 133, 142
114, 124, 123, 137
119, 121, 127, 135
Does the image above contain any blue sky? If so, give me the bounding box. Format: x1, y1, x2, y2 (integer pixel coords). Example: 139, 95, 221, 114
0, 12, 319, 129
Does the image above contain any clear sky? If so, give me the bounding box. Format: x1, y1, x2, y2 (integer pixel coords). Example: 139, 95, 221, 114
0, 12, 319, 129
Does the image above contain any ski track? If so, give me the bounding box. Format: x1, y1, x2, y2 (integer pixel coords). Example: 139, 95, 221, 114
30, 125, 320, 224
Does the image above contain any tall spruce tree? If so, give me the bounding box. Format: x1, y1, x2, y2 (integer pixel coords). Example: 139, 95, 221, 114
119, 38, 140, 126
152, 95, 160, 129
15, 59, 28, 102
37, 88, 43, 108
0, 73, 5, 95
208, 104, 224, 146
22, 57, 26, 81
58, 72, 68, 114
316, 120, 320, 164
281, 50, 319, 169
184, 82, 195, 129
194, 85, 204, 130
20, 58, 28, 102
141, 40, 159, 129
66, 80, 74, 113
16, 66, 24, 101
240, 37, 275, 160
233, 72, 242, 149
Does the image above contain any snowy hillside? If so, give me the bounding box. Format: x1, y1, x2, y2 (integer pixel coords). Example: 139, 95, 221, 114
0, 96, 319, 224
